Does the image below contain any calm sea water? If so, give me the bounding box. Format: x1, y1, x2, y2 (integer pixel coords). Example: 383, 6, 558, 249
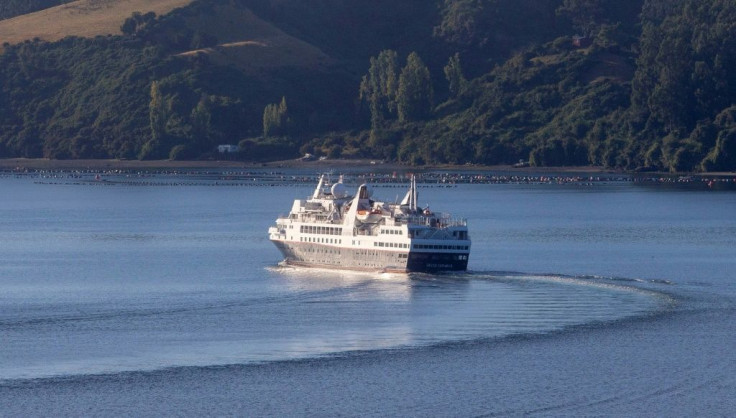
1, 171, 735, 416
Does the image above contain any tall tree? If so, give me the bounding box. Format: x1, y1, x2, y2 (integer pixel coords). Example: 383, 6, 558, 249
444, 53, 467, 98
278, 96, 288, 125
139, 80, 169, 160
397, 52, 434, 123
263, 96, 289, 137
191, 95, 212, 149
149, 80, 166, 142
359, 50, 399, 131
263, 103, 278, 137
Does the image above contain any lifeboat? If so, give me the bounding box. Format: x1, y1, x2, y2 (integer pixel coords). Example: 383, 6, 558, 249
356, 209, 383, 223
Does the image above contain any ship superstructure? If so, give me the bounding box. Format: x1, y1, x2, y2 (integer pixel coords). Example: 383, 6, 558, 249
268, 174, 470, 273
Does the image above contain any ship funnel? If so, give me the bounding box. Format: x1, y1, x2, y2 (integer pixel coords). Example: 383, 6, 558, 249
358, 184, 373, 199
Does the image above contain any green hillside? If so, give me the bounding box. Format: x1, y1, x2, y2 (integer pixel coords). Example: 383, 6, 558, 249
0, 0, 734, 172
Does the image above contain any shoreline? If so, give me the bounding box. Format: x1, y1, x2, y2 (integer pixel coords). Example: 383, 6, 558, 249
0, 158, 733, 177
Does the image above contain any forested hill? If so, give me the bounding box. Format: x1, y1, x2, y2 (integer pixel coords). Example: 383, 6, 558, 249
0, 0, 734, 172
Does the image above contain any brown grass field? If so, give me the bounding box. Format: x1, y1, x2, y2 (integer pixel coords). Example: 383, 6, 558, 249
0, 0, 193, 44
0, 0, 330, 72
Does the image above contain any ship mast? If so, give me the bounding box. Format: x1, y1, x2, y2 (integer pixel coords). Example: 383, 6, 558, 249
312, 174, 325, 199
400, 175, 418, 212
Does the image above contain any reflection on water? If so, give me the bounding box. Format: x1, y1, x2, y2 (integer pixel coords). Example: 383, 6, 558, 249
269, 265, 412, 301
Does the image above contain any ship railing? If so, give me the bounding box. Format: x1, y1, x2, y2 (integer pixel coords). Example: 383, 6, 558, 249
405, 214, 467, 228
297, 213, 337, 223
413, 229, 454, 240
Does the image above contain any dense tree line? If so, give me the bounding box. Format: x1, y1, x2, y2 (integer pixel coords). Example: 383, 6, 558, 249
0, 34, 352, 160
628, 0, 736, 171
306, 0, 735, 172
0, 0, 734, 171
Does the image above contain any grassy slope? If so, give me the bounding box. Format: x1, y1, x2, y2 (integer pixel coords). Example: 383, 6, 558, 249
0, 0, 192, 44
174, 4, 332, 73
0, 0, 331, 73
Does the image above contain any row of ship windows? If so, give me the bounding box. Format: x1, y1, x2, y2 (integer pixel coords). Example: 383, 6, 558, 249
411, 254, 468, 261
299, 226, 405, 236
300, 225, 343, 235
301, 237, 343, 244
414, 244, 470, 250
298, 238, 469, 251
284, 245, 340, 256
374, 242, 410, 249
301, 247, 340, 254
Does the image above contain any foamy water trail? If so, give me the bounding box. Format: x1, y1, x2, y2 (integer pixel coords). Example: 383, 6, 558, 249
0, 269, 671, 382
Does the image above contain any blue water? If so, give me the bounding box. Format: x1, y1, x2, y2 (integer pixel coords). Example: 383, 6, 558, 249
1, 171, 735, 416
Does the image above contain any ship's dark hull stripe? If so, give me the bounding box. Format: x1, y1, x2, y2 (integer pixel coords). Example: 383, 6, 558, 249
406, 251, 469, 272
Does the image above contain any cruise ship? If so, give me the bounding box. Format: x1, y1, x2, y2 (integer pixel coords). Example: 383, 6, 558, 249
268, 174, 470, 273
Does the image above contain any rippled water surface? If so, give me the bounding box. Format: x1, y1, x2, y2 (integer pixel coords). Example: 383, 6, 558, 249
1, 172, 734, 416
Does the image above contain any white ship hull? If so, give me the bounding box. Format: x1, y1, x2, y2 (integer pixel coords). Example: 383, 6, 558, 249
268, 175, 471, 273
